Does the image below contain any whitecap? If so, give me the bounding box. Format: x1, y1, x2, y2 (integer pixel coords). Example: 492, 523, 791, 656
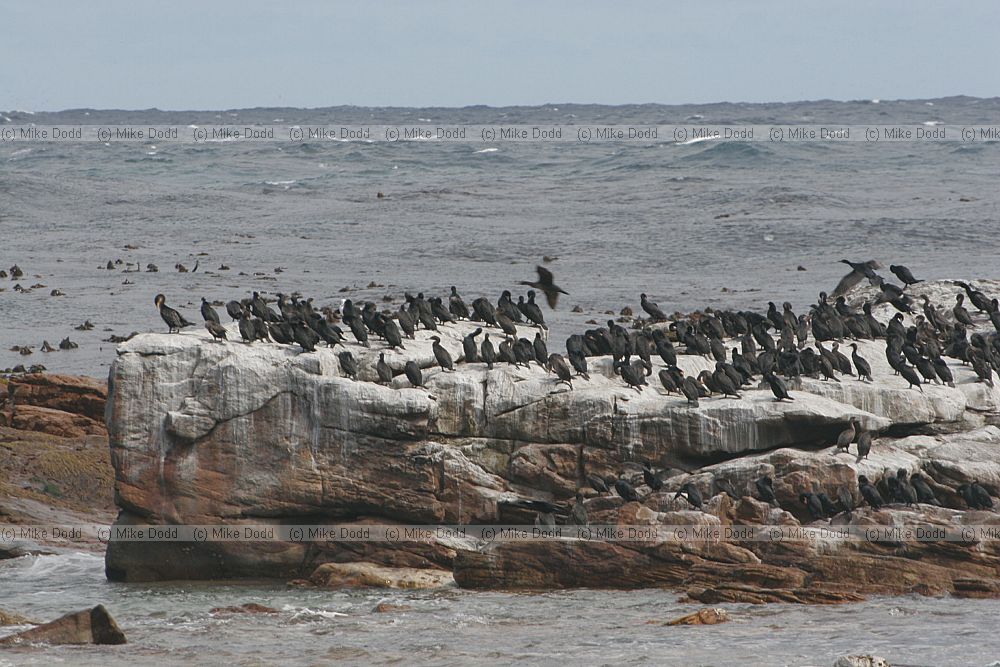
10, 148, 31, 157
763, 234, 775, 241
281, 604, 348, 620
188, 124, 198, 129
871, 99, 880, 104
923, 121, 941, 126
475, 147, 498, 153
146, 151, 157, 155
676, 135, 718, 146
418, 118, 431, 122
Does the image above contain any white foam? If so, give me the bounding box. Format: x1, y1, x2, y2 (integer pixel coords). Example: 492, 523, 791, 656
281, 604, 348, 620
475, 148, 498, 153
923, 121, 941, 126
418, 118, 431, 122
676, 135, 717, 146
9, 148, 31, 157
872, 99, 881, 104
265, 180, 296, 186
188, 124, 198, 129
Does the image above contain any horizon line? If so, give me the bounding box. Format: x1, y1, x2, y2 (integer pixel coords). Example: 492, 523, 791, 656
6, 94, 998, 116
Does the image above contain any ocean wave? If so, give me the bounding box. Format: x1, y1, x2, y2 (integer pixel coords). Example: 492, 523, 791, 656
474, 148, 498, 153
675, 135, 718, 146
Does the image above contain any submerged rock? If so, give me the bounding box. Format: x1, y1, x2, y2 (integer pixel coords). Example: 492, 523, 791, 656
665, 607, 730, 625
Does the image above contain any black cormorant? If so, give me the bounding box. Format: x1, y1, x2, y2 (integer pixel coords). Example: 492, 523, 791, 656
338, 350, 358, 379
430, 336, 454, 371
518, 265, 568, 309
155, 294, 194, 333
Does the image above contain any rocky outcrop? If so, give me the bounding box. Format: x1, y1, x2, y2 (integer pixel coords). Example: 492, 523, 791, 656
104, 280, 1000, 602
0, 374, 107, 438
0, 605, 126, 646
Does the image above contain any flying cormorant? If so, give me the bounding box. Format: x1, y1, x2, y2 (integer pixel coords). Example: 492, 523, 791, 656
518, 265, 568, 309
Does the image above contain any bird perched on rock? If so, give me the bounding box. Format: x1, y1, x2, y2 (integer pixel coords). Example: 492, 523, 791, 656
463, 328, 481, 363
890, 264, 923, 288
799, 492, 825, 520
430, 336, 454, 371
615, 475, 640, 503
910, 473, 940, 506
376, 353, 394, 385
858, 475, 884, 510
642, 463, 664, 491
404, 360, 424, 388
155, 294, 194, 333
338, 350, 358, 379
569, 492, 588, 526
855, 428, 873, 461
640, 293, 668, 322
835, 418, 858, 454
201, 297, 221, 325
763, 370, 793, 402
205, 320, 228, 342
587, 474, 609, 494
675, 482, 703, 510
755, 476, 778, 506
850, 344, 873, 382
549, 353, 574, 389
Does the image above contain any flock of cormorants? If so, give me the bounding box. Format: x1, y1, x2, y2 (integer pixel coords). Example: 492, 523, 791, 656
153, 260, 999, 523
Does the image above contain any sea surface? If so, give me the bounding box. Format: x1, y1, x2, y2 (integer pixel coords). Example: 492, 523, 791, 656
2, 97, 999, 376
2, 552, 1000, 667
3, 99, 1000, 665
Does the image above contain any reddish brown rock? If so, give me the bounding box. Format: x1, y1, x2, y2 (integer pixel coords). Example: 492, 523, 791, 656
6, 374, 107, 423
665, 608, 730, 625
1, 404, 106, 438
0, 605, 125, 645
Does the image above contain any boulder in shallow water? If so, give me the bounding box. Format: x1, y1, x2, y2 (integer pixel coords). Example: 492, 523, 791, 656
0, 605, 126, 645
309, 561, 455, 589
665, 607, 730, 625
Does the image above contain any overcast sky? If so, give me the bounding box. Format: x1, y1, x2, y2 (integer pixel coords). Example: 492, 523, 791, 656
4, 0, 998, 111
